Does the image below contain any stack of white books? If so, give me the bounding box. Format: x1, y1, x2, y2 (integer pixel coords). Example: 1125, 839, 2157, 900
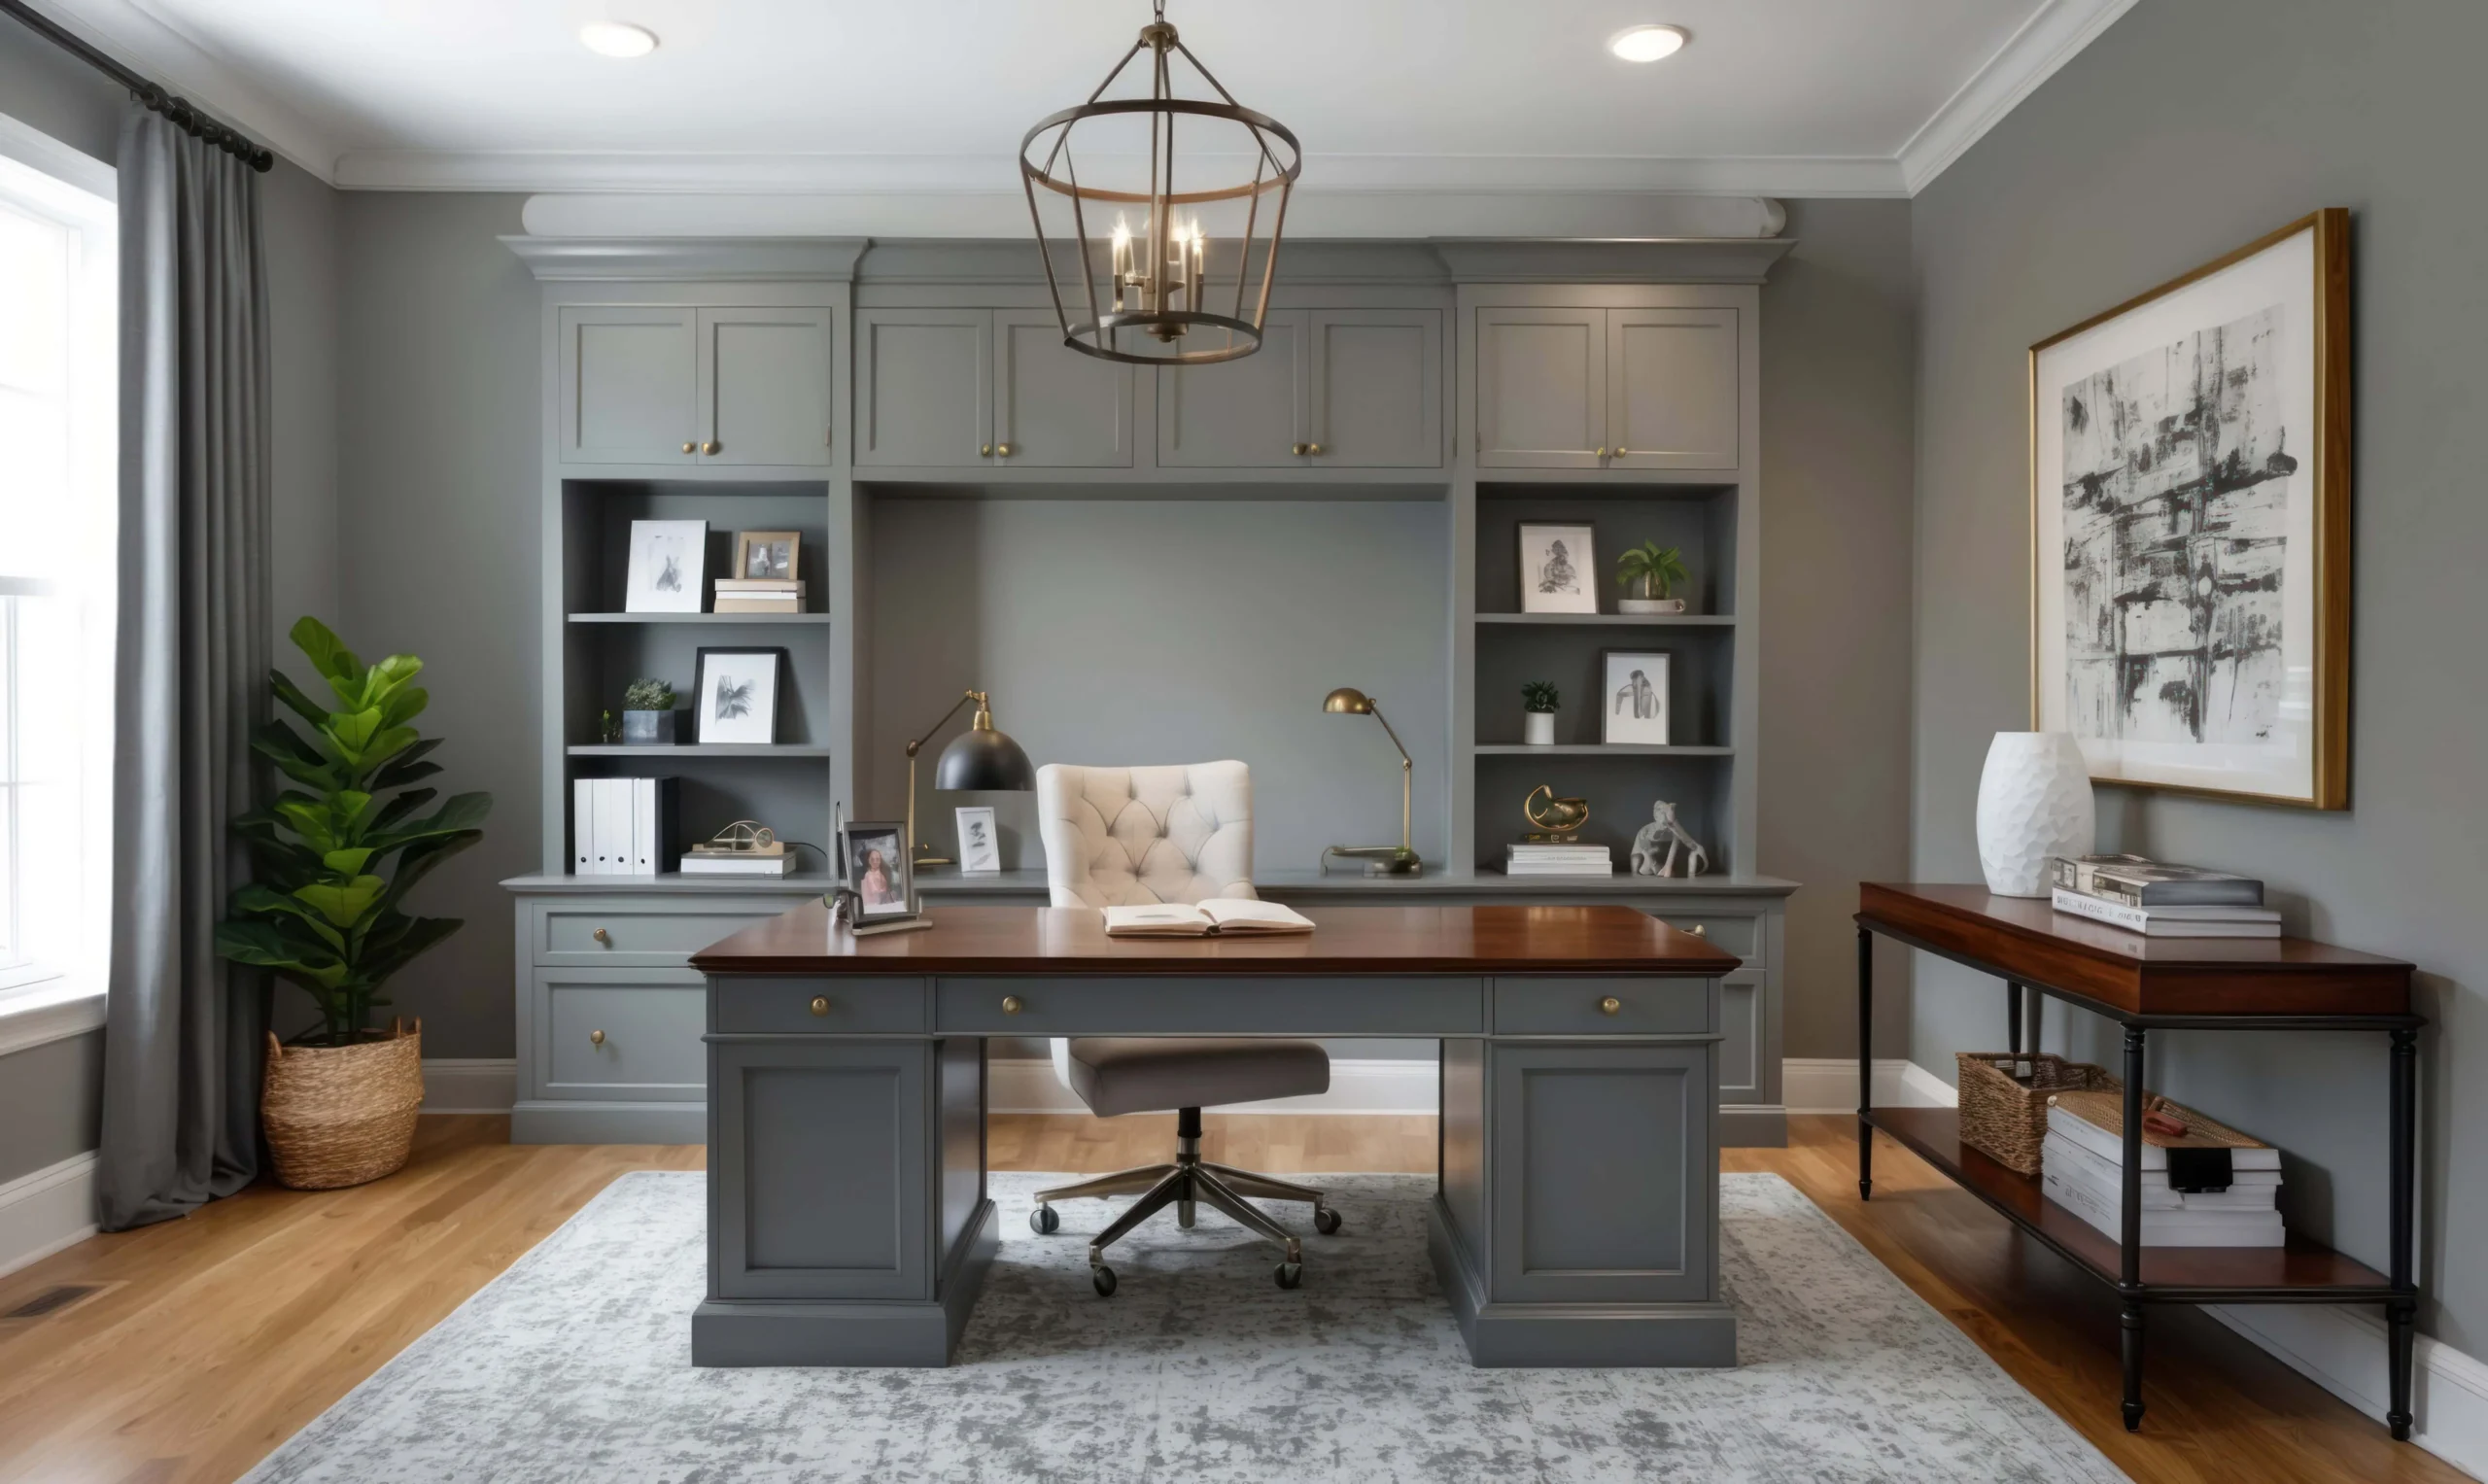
680, 849, 793, 878
2042, 1094, 2284, 1247
714, 577, 807, 614
1505, 843, 1612, 877
2048, 853, 2280, 937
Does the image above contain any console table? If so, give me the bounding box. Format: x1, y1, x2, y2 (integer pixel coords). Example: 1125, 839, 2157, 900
1855, 883, 2420, 1437
689, 901, 1740, 1368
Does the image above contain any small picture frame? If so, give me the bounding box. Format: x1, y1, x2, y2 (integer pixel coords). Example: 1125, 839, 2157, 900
1601, 649, 1672, 745
624, 519, 707, 613
732, 529, 802, 582
693, 647, 786, 745
1518, 523, 1597, 614
841, 819, 916, 918
953, 805, 1001, 874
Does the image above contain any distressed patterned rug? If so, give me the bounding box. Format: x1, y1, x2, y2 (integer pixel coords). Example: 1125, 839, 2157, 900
244, 1171, 2125, 1483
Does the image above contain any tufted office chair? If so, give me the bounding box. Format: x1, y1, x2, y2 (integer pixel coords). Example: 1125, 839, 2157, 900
1028, 761, 1341, 1295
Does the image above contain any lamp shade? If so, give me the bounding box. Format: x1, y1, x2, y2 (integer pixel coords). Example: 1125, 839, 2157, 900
1322, 687, 1374, 714
934, 724, 1035, 791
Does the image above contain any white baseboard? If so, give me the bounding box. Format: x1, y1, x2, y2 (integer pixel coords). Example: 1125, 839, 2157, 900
1782, 1057, 1958, 1114
422, 1058, 519, 1115
0, 1151, 99, 1279
989, 1057, 1438, 1116
2207, 1304, 2488, 1478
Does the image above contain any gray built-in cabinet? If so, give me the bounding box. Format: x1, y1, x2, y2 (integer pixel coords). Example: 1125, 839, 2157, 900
504, 234, 1796, 1147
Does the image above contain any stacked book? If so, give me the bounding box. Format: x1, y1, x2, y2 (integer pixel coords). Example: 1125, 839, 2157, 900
2042, 1088, 2283, 1247
1506, 843, 1612, 877
2049, 852, 2280, 938
714, 577, 807, 614
681, 844, 794, 877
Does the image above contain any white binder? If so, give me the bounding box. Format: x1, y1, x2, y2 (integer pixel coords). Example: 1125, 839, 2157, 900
572, 777, 596, 876
595, 777, 634, 875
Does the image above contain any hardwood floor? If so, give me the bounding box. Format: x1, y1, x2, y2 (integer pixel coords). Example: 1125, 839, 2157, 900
0, 1113, 2457, 1484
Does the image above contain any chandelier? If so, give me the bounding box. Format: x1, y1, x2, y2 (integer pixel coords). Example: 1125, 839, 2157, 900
1019, 0, 1301, 365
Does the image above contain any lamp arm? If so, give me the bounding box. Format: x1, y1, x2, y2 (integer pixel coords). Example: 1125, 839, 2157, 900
1366, 704, 1414, 854
905, 690, 985, 857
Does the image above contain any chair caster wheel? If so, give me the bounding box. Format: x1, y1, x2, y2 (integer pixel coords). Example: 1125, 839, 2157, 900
1091, 1264, 1118, 1297
1274, 1261, 1302, 1290
1030, 1205, 1059, 1235
1313, 1205, 1341, 1235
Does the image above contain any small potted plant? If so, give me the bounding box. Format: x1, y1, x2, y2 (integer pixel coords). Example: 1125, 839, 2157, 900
622, 677, 679, 745
1616, 540, 1690, 614
1521, 680, 1560, 746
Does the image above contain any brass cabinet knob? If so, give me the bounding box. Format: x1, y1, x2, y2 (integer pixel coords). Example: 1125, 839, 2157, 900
592, 927, 611, 946
679, 441, 696, 454
589, 1028, 605, 1046
702, 439, 721, 455
1595, 446, 1609, 459
995, 442, 1013, 458
809, 996, 831, 1018
1291, 442, 1308, 456
1600, 996, 1623, 1017
1000, 995, 1023, 1016
981, 443, 993, 457
1306, 442, 1324, 456
1689, 923, 1707, 937
1614, 446, 1629, 456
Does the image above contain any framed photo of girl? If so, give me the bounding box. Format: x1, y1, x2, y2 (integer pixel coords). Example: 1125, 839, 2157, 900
839, 818, 916, 919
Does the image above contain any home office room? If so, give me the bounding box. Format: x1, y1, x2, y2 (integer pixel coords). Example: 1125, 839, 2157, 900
0, 3, 2474, 1482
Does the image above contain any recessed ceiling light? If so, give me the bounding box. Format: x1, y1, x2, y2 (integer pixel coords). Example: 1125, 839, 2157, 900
579, 20, 659, 58
1607, 24, 1688, 63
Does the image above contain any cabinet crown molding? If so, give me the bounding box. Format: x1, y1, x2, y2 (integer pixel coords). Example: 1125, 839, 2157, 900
504, 236, 871, 282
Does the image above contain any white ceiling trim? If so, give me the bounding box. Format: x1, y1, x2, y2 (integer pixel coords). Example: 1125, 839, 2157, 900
24, 0, 340, 180
1896, 0, 2140, 194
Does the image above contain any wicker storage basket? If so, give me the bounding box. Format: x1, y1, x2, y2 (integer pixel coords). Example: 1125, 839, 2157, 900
263, 1018, 425, 1190
1954, 1052, 2116, 1176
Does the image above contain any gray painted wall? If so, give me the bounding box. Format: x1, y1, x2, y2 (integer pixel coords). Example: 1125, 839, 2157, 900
1910, 0, 2485, 1350
0, 1034, 103, 1185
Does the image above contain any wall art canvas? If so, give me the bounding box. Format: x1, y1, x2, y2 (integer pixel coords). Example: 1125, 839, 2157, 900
1518, 523, 1597, 614
693, 647, 785, 745
624, 519, 707, 613
2031, 210, 2349, 809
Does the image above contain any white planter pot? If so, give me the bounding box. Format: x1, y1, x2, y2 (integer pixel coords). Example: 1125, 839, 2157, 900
1975, 732, 2096, 897
1524, 711, 1556, 746
1618, 598, 1687, 615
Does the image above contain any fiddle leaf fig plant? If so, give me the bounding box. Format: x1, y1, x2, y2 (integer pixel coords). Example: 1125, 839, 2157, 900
1615, 540, 1689, 601
1520, 680, 1561, 714
215, 616, 492, 1047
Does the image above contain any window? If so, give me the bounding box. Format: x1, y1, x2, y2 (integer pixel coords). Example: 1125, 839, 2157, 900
0, 124, 115, 1006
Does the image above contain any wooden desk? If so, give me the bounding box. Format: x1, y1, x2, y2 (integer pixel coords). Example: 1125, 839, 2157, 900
1855, 883, 2421, 1439
689, 902, 1741, 1368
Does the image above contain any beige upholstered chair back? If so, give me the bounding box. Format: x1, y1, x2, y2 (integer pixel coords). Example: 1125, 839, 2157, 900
1035, 762, 1255, 909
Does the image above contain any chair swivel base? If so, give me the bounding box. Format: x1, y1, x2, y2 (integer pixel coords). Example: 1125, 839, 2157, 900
1030, 1110, 1341, 1295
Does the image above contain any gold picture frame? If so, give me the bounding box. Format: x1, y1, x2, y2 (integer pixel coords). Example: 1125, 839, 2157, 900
731, 529, 802, 583
2028, 208, 2351, 810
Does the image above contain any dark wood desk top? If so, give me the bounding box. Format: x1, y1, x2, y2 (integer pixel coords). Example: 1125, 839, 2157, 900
692, 901, 1742, 977
1858, 882, 2414, 1018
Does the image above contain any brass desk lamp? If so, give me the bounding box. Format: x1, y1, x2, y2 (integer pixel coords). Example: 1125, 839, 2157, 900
905, 689, 1035, 867
1321, 686, 1422, 877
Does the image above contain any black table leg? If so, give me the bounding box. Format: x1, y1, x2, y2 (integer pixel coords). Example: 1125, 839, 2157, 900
1857, 925, 1874, 1200
2006, 980, 2022, 1058
2388, 1026, 2418, 1441
2121, 1022, 2147, 1432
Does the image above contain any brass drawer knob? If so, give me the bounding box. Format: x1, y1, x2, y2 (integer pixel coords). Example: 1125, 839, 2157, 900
592, 927, 611, 946
1600, 996, 1622, 1016
679, 441, 695, 454
1689, 923, 1707, 937
995, 442, 1013, 458
1291, 442, 1307, 456
981, 443, 993, 457
1595, 446, 1608, 459
589, 1028, 605, 1046
809, 995, 831, 1018
1306, 442, 1324, 455
702, 439, 721, 455
1001, 995, 1023, 1016
1614, 446, 1629, 456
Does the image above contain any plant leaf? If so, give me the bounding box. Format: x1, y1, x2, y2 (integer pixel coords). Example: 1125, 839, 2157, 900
294, 874, 387, 928
370, 738, 443, 791
361, 790, 493, 850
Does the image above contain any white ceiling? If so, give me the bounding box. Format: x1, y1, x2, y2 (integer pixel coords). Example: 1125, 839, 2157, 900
31, 0, 2135, 198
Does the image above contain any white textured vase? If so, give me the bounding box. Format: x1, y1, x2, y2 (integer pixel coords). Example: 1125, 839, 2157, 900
1974, 732, 2095, 897
1524, 711, 1556, 745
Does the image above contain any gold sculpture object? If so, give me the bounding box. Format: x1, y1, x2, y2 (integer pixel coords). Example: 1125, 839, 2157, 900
1523, 784, 1590, 844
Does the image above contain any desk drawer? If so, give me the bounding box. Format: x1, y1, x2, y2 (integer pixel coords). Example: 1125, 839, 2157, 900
936, 977, 1485, 1036
536, 901, 788, 965
1650, 912, 1760, 965
1493, 977, 1713, 1036
541, 969, 707, 1099
713, 976, 928, 1035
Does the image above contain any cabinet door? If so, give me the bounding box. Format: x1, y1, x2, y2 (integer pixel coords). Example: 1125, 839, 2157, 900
1155, 309, 1306, 467
712, 1040, 929, 1300
536, 966, 707, 1101
855, 309, 991, 466
697, 307, 834, 466
1474, 307, 1606, 468
558, 306, 698, 466
993, 309, 1133, 467
1607, 308, 1740, 470
1307, 309, 1442, 467
1489, 1043, 1712, 1304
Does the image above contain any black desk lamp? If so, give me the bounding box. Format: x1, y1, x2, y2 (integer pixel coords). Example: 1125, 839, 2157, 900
1321, 686, 1422, 877
906, 689, 1036, 866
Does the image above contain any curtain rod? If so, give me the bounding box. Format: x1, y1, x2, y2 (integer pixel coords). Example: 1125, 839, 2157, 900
1, 0, 273, 172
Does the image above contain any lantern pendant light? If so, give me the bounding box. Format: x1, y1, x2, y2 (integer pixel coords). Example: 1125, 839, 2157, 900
1019, 0, 1302, 365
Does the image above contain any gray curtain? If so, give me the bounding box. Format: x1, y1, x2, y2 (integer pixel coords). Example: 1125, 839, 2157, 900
97, 109, 274, 1231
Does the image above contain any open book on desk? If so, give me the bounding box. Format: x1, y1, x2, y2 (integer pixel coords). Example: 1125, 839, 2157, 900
1102, 900, 1315, 937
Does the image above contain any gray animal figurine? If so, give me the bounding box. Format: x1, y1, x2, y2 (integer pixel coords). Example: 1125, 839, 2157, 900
1629, 800, 1710, 879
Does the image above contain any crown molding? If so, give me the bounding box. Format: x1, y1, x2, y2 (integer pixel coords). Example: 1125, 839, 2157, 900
502, 235, 869, 283
1897, 0, 2140, 194
26, 0, 341, 180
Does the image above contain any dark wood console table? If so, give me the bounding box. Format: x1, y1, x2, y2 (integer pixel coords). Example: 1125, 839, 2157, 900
1854, 882, 2420, 1438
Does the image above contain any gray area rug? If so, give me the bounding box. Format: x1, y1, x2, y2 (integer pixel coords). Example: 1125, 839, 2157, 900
244, 1170, 2125, 1483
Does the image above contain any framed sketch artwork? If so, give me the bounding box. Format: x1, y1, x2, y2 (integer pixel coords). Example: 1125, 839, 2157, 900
2031, 209, 2350, 809
953, 806, 1001, 873
1518, 523, 1597, 614
1601, 650, 1671, 745
692, 647, 786, 745
624, 519, 707, 613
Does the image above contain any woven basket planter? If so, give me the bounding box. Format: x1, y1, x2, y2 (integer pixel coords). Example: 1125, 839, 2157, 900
263, 1019, 425, 1190
1954, 1051, 2116, 1176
